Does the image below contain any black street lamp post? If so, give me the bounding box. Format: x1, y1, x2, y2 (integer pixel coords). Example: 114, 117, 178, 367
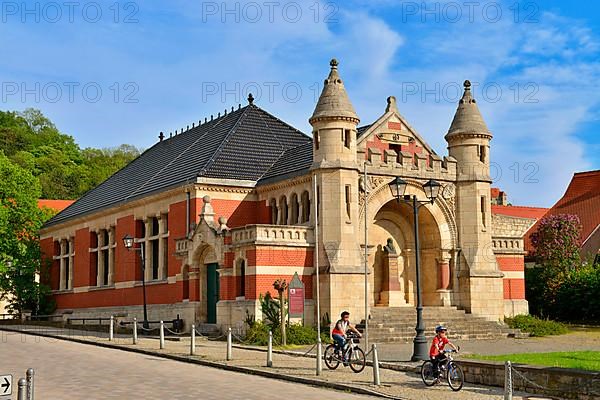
388, 177, 441, 361
122, 234, 149, 330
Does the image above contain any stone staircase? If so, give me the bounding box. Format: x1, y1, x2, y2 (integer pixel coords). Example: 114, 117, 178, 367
357, 306, 520, 343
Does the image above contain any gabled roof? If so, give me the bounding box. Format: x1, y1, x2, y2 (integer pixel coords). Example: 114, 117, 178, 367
44, 104, 311, 228
492, 205, 548, 220
38, 199, 75, 212
525, 170, 600, 253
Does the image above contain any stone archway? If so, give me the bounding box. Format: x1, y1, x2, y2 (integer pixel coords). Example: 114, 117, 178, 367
360, 178, 456, 308
192, 244, 219, 323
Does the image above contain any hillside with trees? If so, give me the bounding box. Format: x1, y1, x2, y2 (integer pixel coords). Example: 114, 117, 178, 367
0, 108, 141, 199
0, 108, 141, 315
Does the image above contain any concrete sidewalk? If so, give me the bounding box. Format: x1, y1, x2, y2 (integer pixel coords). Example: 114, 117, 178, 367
0, 324, 550, 400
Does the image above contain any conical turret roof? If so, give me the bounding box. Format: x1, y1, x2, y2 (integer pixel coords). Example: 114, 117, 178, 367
446, 80, 492, 139
310, 59, 359, 124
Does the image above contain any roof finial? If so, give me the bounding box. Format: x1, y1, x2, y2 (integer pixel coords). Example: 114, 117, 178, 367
218, 112, 220, 118
464, 80, 471, 90
159, 131, 164, 142
192, 122, 195, 128
460, 80, 475, 104
211, 115, 213, 121
330, 58, 338, 69
238, 103, 241, 109
187, 125, 189, 130
248, 93, 254, 105
205, 117, 207, 123
231, 106, 234, 112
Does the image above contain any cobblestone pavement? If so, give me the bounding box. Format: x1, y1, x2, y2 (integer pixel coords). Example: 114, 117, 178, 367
1, 329, 372, 400
0, 325, 543, 400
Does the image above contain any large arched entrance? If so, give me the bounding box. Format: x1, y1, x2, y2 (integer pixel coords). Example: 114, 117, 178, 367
361, 178, 456, 308
370, 199, 441, 306
193, 244, 220, 323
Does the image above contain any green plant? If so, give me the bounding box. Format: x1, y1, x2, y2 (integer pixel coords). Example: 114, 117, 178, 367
505, 314, 569, 337
244, 309, 255, 327
243, 320, 331, 346
259, 292, 282, 329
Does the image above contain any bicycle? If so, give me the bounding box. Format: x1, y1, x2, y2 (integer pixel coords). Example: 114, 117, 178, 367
420, 348, 464, 391
323, 332, 366, 373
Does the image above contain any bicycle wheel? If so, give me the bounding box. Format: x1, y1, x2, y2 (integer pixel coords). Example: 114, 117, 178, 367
446, 362, 464, 391
348, 347, 366, 373
324, 344, 340, 370
420, 361, 437, 386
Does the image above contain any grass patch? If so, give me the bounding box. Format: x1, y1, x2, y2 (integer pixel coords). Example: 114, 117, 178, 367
505, 314, 569, 337
464, 351, 600, 371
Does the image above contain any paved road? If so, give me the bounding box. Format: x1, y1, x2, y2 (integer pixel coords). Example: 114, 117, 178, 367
0, 332, 375, 399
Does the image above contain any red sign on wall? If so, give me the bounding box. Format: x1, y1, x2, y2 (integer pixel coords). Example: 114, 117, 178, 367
289, 288, 305, 317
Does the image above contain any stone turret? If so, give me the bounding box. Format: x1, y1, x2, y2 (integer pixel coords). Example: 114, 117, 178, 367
445, 80, 503, 321
310, 59, 360, 166
310, 59, 363, 326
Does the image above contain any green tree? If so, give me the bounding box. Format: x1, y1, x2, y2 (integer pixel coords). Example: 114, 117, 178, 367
0, 152, 55, 315
527, 214, 582, 318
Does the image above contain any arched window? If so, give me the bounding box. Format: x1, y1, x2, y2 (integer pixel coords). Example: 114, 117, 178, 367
237, 259, 246, 298
270, 198, 278, 224
301, 191, 310, 223
279, 195, 288, 225
290, 193, 299, 225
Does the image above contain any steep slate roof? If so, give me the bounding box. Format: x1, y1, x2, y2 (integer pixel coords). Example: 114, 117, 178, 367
258, 141, 313, 184
45, 104, 311, 227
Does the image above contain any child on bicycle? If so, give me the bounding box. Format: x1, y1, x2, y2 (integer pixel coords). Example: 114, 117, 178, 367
331, 311, 362, 360
429, 325, 458, 378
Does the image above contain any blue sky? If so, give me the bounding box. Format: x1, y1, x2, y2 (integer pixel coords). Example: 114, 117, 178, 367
1, 0, 599, 207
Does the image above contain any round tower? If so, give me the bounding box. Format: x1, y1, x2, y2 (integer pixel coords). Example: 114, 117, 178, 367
445, 80, 504, 321
310, 59, 360, 166
445, 80, 492, 180
310, 59, 363, 327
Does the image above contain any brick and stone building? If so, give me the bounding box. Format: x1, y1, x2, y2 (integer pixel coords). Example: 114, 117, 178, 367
40, 60, 531, 331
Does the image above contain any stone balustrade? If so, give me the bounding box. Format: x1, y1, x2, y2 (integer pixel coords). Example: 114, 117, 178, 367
230, 224, 314, 247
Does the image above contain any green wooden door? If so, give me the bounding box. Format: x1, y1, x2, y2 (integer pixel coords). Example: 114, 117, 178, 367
206, 263, 219, 324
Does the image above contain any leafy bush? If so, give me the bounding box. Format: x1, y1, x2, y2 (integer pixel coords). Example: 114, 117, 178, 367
553, 264, 600, 323
260, 292, 284, 330
244, 320, 330, 346
505, 314, 569, 337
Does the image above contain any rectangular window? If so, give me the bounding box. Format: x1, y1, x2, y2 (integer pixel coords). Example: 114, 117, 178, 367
152, 217, 159, 236
314, 131, 320, 150
481, 196, 487, 228
344, 129, 351, 149
152, 239, 159, 280
345, 185, 351, 220
102, 249, 109, 286
479, 145, 486, 163
162, 238, 169, 279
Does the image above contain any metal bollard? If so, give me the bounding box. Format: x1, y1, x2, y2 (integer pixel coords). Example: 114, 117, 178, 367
190, 324, 196, 356
26, 368, 34, 400
504, 361, 513, 400
109, 316, 114, 341
316, 337, 322, 376
17, 378, 27, 400
267, 331, 273, 367
372, 343, 381, 386
133, 318, 138, 345
226, 327, 232, 361
159, 321, 165, 349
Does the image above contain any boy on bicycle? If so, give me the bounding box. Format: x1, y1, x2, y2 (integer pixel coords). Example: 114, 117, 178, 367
332, 311, 362, 359
429, 325, 458, 378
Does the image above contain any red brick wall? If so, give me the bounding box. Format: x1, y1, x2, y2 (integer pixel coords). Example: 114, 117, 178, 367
168, 200, 187, 277
497, 255, 525, 300
74, 228, 91, 287
211, 199, 270, 228
247, 248, 313, 267
503, 279, 525, 300
115, 215, 138, 283
245, 274, 313, 300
